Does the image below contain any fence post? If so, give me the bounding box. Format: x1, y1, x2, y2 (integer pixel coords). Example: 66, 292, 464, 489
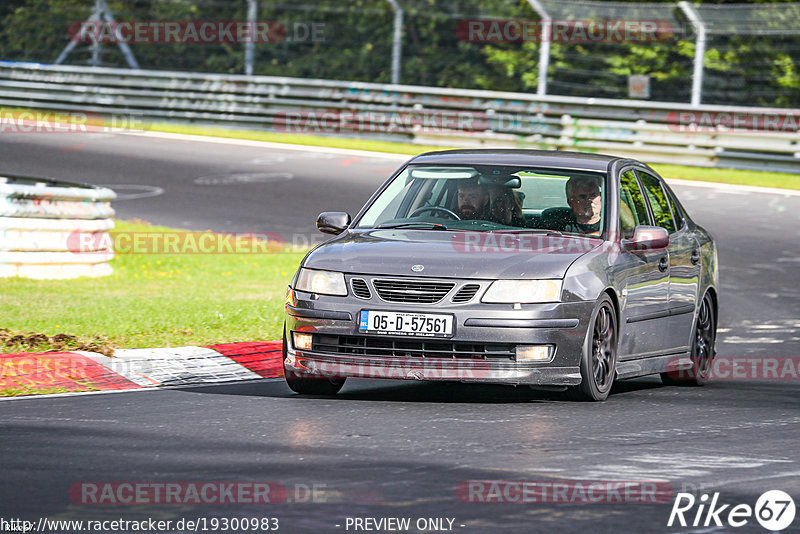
90, 0, 103, 66
55, 0, 139, 69
678, 1, 706, 107
527, 0, 551, 96
245, 0, 257, 76
386, 0, 403, 84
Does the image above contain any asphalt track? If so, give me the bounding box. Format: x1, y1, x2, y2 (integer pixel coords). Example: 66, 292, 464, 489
1, 131, 799, 533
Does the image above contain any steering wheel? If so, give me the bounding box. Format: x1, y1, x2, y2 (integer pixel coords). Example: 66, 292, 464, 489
409, 206, 462, 220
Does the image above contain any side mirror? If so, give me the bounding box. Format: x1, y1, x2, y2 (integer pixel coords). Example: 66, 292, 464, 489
316, 212, 351, 235
622, 225, 669, 251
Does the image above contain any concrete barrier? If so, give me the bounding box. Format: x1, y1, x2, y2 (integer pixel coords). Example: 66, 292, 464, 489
0, 174, 116, 279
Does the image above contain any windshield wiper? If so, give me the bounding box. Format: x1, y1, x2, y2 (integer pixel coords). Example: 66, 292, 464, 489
376, 222, 449, 230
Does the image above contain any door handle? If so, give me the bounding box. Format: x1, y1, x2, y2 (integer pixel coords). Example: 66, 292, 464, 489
658, 256, 669, 272
690, 250, 700, 265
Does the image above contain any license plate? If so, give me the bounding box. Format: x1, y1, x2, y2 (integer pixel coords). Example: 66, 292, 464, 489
359, 310, 454, 337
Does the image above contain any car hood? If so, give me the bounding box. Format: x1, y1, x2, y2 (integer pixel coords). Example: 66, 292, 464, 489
302, 229, 602, 279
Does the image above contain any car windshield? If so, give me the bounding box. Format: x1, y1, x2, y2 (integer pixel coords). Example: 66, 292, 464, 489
355, 164, 606, 235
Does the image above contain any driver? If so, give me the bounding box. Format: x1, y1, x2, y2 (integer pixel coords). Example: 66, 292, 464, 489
564, 175, 602, 235
456, 179, 490, 220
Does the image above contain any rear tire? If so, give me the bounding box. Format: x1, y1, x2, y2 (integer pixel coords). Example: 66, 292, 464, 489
661, 292, 716, 387
282, 326, 345, 395
567, 295, 618, 402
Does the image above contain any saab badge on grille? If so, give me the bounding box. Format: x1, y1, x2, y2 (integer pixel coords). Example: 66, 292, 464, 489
411, 264, 424, 272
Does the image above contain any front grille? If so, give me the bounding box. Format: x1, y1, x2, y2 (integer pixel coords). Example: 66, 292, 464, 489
351, 278, 371, 299
452, 284, 481, 303
312, 334, 515, 360
372, 278, 455, 304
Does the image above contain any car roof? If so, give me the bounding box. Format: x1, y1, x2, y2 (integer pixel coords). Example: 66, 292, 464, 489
407, 149, 621, 173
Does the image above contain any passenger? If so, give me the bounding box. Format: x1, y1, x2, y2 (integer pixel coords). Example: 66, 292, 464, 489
456, 179, 491, 220
489, 186, 525, 227
564, 176, 602, 235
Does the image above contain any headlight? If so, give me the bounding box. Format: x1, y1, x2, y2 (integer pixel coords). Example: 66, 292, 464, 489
481, 279, 562, 303
295, 268, 347, 296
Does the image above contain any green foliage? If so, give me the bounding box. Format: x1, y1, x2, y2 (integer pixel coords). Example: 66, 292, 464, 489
0, 0, 797, 106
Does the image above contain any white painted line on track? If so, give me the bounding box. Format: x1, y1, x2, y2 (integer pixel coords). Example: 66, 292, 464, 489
98, 184, 165, 200
121, 130, 800, 197
666, 178, 800, 197
120, 130, 410, 161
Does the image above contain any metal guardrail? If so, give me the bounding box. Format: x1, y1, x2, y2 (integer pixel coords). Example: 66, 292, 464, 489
0, 174, 115, 279
0, 61, 798, 173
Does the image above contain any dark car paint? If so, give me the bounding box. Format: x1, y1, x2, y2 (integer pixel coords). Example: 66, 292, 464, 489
285, 149, 718, 387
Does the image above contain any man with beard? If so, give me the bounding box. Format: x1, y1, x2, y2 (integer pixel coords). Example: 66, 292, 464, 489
456, 179, 491, 220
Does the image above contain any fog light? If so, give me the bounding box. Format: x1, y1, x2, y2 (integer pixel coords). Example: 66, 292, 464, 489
293, 332, 313, 351
516, 345, 552, 362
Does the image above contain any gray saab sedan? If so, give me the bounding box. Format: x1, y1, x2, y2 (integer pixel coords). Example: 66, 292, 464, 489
283, 149, 718, 401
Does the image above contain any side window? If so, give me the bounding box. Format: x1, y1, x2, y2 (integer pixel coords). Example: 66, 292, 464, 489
637, 171, 677, 234
358, 170, 414, 226
619, 170, 650, 239
663, 187, 685, 230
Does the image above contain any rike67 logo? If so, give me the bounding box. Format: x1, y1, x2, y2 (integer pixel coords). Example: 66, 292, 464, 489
668, 490, 796, 531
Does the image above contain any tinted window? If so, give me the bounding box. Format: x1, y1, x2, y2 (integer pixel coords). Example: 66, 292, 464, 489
663, 186, 685, 229
638, 171, 677, 234
356, 165, 605, 235
619, 170, 650, 239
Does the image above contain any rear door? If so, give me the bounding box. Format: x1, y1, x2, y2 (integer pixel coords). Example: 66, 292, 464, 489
637, 170, 700, 353
616, 169, 671, 359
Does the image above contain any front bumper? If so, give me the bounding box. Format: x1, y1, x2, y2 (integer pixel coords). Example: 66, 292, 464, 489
284, 288, 594, 387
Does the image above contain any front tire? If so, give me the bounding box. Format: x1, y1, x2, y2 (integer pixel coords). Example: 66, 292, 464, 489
282, 326, 345, 395
568, 295, 618, 401
661, 292, 716, 386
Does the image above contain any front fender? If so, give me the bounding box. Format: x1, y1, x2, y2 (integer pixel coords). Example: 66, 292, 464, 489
561, 244, 620, 303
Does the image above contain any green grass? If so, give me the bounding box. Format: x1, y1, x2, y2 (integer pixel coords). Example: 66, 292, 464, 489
1, 220, 304, 351
650, 164, 799, 190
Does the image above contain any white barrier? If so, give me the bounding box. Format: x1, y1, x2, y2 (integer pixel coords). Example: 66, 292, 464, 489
0, 175, 116, 279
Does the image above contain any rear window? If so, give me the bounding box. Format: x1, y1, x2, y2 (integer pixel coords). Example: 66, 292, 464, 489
638, 171, 677, 234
